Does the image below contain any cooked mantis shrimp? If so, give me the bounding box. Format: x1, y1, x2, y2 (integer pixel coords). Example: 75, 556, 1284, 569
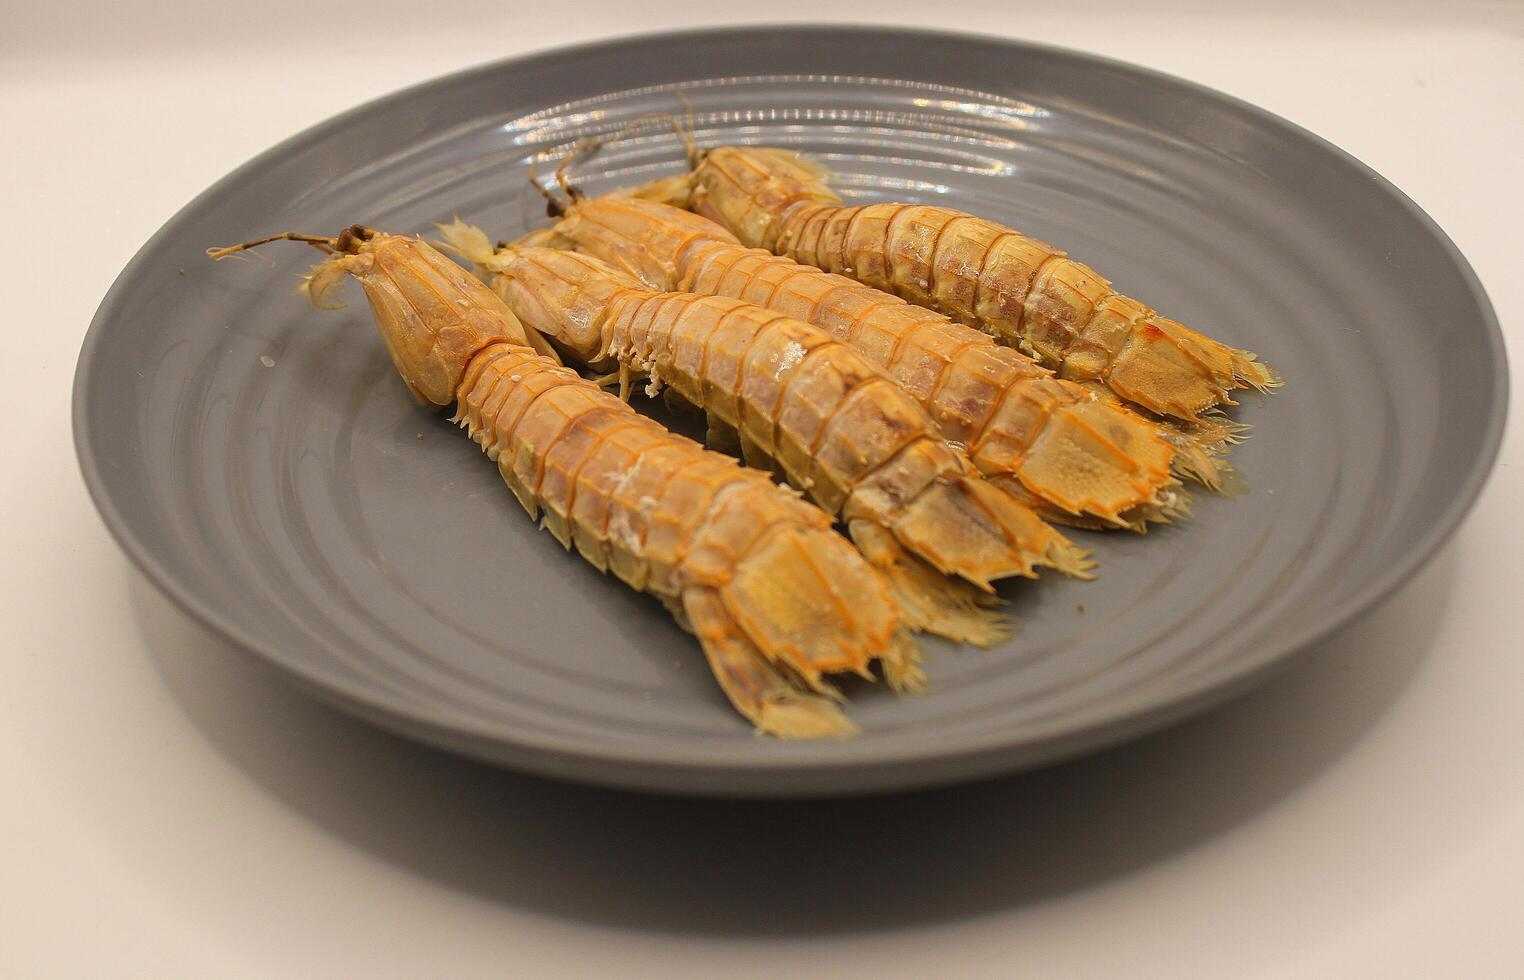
633, 144, 1280, 423
527, 190, 1237, 526
443, 227, 1094, 644
205, 225, 923, 739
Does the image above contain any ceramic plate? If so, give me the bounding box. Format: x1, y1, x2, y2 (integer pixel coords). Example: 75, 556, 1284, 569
73, 27, 1506, 795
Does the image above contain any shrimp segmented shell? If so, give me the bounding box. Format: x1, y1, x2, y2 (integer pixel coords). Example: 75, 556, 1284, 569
445, 229, 1096, 645
632, 145, 1280, 424
535, 194, 1232, 525
207, 226, 922, 738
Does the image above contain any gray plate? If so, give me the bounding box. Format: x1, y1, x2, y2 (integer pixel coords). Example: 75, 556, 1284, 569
73, 27, 1506, 797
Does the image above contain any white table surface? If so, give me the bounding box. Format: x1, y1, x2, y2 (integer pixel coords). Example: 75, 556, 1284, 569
4, 2, 1521, 976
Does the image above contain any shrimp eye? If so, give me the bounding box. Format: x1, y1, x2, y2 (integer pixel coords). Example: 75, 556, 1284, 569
335, 224, 376, 253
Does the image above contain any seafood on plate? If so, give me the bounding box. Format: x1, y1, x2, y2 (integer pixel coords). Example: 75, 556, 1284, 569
530, 189, 1236, 525
631, 143, 1280, 424
441, 223, 1095, 645
206, 226, 924, 739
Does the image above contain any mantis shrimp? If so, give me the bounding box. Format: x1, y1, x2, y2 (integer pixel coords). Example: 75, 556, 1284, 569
524, 188, 1238, 528
441, 225, 1094, 645
205, 225, 923, 739
631, 143, 1280, 424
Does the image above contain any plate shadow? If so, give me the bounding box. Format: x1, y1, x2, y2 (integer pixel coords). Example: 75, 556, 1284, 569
131, 546, 1453, 937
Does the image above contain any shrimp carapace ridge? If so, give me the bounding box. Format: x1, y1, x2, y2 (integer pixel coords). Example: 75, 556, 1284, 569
525, 193, 1225, 520
629, 144, 1281, 423
206, 226, 923, 738
444, 230, 1096, 645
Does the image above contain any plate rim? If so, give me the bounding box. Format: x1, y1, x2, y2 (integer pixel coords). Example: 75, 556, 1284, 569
72, 24, 1510, 794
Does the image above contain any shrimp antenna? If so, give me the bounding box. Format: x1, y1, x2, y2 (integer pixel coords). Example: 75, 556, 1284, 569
553, 137, 599, 202
611, 109, 699, 168
674, 93, 701, 168
528, 157, 569, 218
206, 232, 340, 260
538, 109, 701, 216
